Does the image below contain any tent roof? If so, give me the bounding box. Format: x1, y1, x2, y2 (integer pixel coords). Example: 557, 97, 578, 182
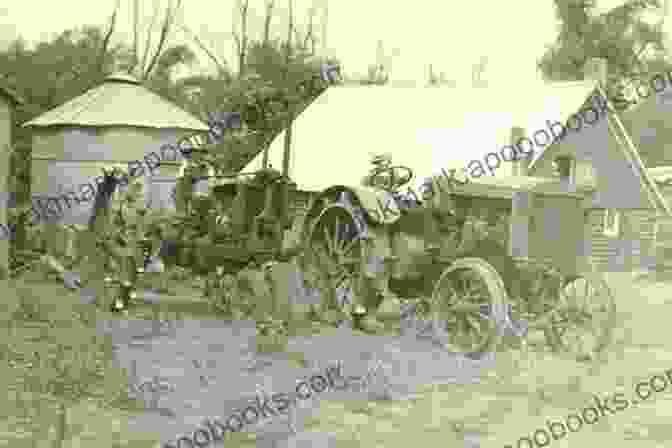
23, 72, 208, 131
244, 80, 598, 192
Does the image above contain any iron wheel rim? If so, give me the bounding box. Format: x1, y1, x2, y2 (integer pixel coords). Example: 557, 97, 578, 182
549, 275, 616, 360
306, 205, 364, 314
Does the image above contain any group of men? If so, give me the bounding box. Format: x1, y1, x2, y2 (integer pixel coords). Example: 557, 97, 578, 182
41, 163, 168, 311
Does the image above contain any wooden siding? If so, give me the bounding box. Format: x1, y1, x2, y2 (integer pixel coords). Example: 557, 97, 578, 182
528, 115, 656, 210
586, 209, 656, 271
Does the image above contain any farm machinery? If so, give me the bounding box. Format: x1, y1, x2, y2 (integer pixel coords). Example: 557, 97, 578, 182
178, 165, 310, 275
297, 154, 616, 360
159, 136, 616, 360
83, 146, 616, 360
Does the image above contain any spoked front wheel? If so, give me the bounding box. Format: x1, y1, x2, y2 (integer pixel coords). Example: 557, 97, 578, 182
304, 203, 366, 317
545, 273, 616, 361
430, 258, 508, 357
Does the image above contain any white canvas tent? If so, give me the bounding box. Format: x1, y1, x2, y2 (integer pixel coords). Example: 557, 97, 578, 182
244, 81, 600, 193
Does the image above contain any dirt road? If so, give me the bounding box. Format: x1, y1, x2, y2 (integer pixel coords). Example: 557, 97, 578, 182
63, 271, 672, 448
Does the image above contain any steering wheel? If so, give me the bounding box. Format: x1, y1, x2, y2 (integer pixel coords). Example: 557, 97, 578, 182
369, 165, 414, 191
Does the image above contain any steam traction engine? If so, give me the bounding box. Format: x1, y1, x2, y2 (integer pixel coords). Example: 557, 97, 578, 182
301, 154, 616, 360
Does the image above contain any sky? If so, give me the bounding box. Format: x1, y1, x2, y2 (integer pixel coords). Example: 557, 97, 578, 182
0, 0, 658, 87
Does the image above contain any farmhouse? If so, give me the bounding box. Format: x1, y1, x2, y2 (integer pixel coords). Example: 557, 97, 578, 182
527, 59, 672, 272
0, 81, 22, 276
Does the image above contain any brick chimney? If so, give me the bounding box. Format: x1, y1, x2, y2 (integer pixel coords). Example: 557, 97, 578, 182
583, 57, 608, 86
511, 126, 532, 176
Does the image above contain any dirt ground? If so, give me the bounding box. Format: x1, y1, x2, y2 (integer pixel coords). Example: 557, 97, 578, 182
283, 271, 672, 448
8, 270, 672, 448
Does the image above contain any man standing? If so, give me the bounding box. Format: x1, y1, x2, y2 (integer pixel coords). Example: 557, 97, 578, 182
82, 164, 147, 310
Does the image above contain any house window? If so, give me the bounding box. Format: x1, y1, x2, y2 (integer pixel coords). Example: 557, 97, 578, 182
603, 209, 620, 237
553, 155, 575, 182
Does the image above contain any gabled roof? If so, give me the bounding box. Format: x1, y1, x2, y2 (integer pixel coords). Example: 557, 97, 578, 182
23, 72, 208, 131
528, 84, 670, 215
599, 91, 670, 216
526, 86, 604, 170
619, 85, 672, 168
244, 80, 599, 192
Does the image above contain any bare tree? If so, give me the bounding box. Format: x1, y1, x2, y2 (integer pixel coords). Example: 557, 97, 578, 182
132, 0, 139, 71
97, 0, 119, 75
232, 0, 250, 78
125, 0, 184, 80
263, 0, 275, 45
321, 0, 328, 56
143, 0, 183, 80
294, 5, 317, 55
178, 22, 228, 74
139, 2, 162, 77
286, 0, 294, 65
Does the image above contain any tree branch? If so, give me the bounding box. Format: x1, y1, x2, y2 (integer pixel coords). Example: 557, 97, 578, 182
178, 23, 227, 74
286, 0, 294, 65
143, 0, 183, 80
131, 0, 139, 74
237, 0, 249, 77
263, 0, 275, 45
302, 6, 317, 55
232, 31, 241, 61
97, 0, 119, 76
139, 1, 162, 76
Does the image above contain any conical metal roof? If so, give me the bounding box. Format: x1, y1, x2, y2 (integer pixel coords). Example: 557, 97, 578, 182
23, 72, 208, 131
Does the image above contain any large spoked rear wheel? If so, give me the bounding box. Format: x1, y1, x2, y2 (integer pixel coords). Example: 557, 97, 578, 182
545, 273, 616, 361
304, 203, 366, 320
430, 258, 508, 357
